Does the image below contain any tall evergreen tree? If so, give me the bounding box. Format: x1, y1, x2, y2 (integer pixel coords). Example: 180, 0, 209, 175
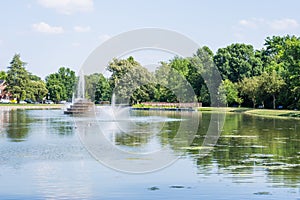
6, 54, 30, 103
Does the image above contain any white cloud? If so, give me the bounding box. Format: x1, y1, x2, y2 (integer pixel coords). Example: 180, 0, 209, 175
269, 18, 299, 30
32, 22, 64, 34
98, 34, 111, 42
73, 26, 91, 33
239, 19, 257, 28
238, 18, 299, 31
37, 0, 94, 15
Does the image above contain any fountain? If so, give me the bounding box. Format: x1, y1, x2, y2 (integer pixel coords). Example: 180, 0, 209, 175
64, 70, 94, 115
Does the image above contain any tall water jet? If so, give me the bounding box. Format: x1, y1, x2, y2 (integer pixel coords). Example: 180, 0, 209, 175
64, 70, 94, 115
111, 93, 116, 108
77, 70, 85, 100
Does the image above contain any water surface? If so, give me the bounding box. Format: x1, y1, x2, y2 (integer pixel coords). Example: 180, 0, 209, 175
0, 109, 300, 199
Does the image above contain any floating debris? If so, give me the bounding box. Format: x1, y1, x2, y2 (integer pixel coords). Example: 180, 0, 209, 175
250, 154, 274, 158
254, 191, 271, 195
170, 185, 185, 189
148, 186, 160, 191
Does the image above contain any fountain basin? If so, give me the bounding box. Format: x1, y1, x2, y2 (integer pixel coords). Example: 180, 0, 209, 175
64, 99, 94, 114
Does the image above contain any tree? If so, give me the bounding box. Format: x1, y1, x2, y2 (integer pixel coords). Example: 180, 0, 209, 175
259, 71, 285, 109
239, 76, 260, 108
188, 47, 213, 102
107, 56, 140, 89
0, 71, 7, 80
85, 73, 111, 102
214, 43, 263, 83
261, 35, 300, 108
95, 74, 111, 102
169, 56, 190, 77
6, 54, 30, 103
27, 80, 48, 102
45, 67, 76, 103
58, 67, 76, 101
188, 46, 222, 105
219, 79, 242, 106
107, 57, 155, 104
45, 73, 64, 102
281, 36, 300, 108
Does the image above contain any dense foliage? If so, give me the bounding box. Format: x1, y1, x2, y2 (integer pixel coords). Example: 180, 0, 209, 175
6, 54, 48, 103
2, 35, 300, 108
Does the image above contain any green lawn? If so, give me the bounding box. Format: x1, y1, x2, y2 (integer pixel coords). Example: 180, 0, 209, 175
0, 103, 61, 106
198, 107, 300, 119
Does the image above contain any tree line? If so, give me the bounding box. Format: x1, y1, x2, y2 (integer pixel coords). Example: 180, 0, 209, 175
1, 35, 300, 108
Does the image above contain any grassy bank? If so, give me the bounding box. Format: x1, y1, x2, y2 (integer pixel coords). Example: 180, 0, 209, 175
0, 104, 63, 110
198, 107, 300, 119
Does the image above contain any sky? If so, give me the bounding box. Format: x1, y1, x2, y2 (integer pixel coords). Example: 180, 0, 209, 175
0, 0, 300, 79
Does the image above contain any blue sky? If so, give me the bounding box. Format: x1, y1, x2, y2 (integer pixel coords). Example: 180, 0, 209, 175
0, 0, 300, 78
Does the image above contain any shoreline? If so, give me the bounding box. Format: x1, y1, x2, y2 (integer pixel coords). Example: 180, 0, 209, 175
1, 104, 299, 120
0, 104, 63, 110
198, 107, 300, 119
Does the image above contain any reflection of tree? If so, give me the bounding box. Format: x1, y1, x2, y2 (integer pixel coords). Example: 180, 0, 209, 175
48, 120, 74, 136
6, 110, 31, 142
182, 113, 300, 186
115, 133, 150, 147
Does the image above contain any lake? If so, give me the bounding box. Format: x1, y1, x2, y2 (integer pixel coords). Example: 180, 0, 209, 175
0, 108, 300, 199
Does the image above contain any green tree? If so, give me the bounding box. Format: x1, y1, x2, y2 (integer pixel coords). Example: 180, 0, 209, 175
107, 57, 155, 104
188, 47, 213, 102
214, 43, 263, 82
259, 71, 285, 109
261, 35, 300, 108
169, 56, 190, 77
155, 61, 196, 103
27, 80, 48, 102
219, 79, 242, 106
95, 74, 111, 102
0, 71, 7, 80
281, 37, 300, 108
239, 76, 260, 108
107, 56, 140, 89
45, 67, 76, 102
45, 73, 64, 102
85, 73, 111, 102
6, 54, 30, 103
154, 62, 177, 102
58, 67, 76, 101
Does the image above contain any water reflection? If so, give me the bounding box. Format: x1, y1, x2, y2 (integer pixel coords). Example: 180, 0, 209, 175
0, 109, 300, 199
189, 113, 300, 188
5, 110, 31, 142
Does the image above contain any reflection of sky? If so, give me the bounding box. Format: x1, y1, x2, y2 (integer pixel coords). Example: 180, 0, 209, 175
34, 161, 93, 199
0, 110, 300, 199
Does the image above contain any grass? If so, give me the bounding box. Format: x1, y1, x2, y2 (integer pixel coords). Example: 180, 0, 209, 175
245, 109, 300, 119
199, 107, 300, 119
132, 104, 178, 109
0, 103, 61, 106
0, 103, 62, 110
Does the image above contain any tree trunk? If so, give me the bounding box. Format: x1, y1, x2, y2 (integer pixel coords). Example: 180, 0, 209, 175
273, 94, 276, 109
252, 98, 256, 108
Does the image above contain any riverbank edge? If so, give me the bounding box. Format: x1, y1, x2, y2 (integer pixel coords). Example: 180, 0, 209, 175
198, 107, 300, 119
1, 104, 299, 120
0, 104, 63, 110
